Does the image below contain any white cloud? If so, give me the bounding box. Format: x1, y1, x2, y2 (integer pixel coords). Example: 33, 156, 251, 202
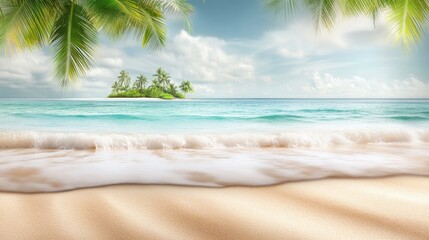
86, 67, 117, 79
259, 15, 390, 61
0, 51, 51, 81
159, 30, 256, 82
301, 71, 429, 98
99, 57, 124, 68
0, 48, 122, 97
277, 48, 306, 59
0, 50, 58, 94
194, 84, 214, 93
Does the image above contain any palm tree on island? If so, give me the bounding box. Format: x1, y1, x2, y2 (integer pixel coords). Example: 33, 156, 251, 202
111, 70, 130, 93
133, 75, 148, 92
108, 69, 195, 100
153, 68, 171, 91
179, 81, 195, 97
167, 83, 179, 96
117, 70, 131, 92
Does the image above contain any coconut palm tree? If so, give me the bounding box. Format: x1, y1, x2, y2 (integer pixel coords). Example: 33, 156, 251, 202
151, 79, 161, 89
0, 0, 193, 87
153, 67, 170, 90
265, 0, 429, 50
167, 82, 178, 95
153, 68, 164, 80
111, 81, 120, 94
133, 74, 148, 91
179, 80, 194, 96
117, 70, 131, 91
160, 72, 171, 90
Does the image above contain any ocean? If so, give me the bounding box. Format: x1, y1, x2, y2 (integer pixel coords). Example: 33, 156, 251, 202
1, 98, 428, 192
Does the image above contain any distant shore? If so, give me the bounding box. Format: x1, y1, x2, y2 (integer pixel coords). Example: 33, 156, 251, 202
106, 97, 185, 101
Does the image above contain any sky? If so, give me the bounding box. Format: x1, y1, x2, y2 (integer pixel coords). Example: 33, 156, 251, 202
0, 0, 428, 98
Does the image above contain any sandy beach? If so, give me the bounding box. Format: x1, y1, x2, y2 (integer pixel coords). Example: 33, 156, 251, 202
1, 176, 428, 240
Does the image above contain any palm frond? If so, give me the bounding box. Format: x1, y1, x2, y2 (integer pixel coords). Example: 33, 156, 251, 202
305, 0, 337, 32
0, 4, 4, 19
386, 0, 429, 50
50, 2, 98, 88
340, 0, 389, 26
156, 0, 194, 30
86, 0, 142, 35
265, 0, 299, 19
0, 0, 56, 52
86, 0, 166, 49
139, 0, 166, 48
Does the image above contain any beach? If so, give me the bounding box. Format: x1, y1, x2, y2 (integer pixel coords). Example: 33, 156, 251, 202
1, 176, 428, 240
0, 99, 428, 239
1, 0, 428, 238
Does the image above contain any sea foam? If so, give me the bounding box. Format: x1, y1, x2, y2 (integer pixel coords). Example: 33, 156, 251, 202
0, 128, 428, 150
1, 145, 428, 192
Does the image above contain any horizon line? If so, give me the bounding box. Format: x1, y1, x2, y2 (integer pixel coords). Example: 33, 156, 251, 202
0, 97, 428, 100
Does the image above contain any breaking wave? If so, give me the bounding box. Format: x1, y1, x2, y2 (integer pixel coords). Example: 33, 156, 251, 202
1, 128, 428, 150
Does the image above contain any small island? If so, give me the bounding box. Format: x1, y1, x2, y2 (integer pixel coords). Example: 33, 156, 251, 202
108, 68, 194, 99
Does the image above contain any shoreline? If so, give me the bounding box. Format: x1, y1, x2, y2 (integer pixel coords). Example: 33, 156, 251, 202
1, 145, 428, 192
0, 174, 426, 194
1, 176, 428, 240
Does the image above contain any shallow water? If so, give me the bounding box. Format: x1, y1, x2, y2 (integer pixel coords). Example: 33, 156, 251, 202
0, 98, 428, 192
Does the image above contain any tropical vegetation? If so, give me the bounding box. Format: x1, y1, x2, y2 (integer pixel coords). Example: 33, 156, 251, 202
0, 0, 193, 87
1, 0, 427, 90
266, 0, 429, 50
108, 68, 194, 99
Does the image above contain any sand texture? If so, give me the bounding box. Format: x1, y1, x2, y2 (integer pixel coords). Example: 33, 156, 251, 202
1, 176, 429, 240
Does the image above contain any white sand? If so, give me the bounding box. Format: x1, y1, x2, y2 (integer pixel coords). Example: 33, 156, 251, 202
1, 176, 429, 240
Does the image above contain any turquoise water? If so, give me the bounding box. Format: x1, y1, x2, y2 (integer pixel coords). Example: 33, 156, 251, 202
0, 98, 428, 133
1, 98, 428, 192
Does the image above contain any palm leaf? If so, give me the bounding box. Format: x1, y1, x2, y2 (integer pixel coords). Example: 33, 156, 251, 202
86, 0, 166, 49
339, 0, 387, 25
0, 0, 56, 52
156, 0, 194, 30
305, 0, 337, 32
265, 0, 299, 19
0, 4, 3, 19
86, 0, 143, 36
50, 2, 98, 87
139, 0, 166, 48
386, 0, 429, 50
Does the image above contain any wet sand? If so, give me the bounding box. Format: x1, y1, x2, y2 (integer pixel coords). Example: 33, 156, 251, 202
1, 176, 428, 240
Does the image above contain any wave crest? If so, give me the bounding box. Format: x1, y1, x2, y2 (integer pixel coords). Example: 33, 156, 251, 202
0, 129, 428, 150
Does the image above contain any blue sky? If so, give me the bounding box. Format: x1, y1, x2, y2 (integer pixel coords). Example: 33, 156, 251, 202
0, 0, 428, 98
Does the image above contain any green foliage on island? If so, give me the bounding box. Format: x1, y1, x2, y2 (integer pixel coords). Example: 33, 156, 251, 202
108, 68, 194, 100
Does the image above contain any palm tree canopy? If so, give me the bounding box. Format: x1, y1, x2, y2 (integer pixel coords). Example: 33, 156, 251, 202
179, 80, 194, 94
151, 79, 161, 88
138, 74, 148, 86
111, 81, 120, 93
265, 0, 429, 50
153, 67, 171, 89
0, 0, 193, 87
167, 82, 177, 93
117, 70, 131, 89
153, 67, 163, 76
133, 74, 147, 90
